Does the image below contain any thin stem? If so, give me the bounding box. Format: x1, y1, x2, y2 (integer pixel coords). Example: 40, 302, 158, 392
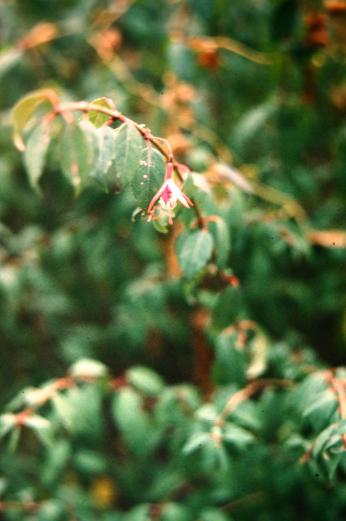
54, 101, 204, 226
0, 501, 40, 513
215, 378, 293, 428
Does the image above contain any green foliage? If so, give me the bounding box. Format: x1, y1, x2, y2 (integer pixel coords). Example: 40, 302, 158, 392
132, 147, 165, 209
176, 229, 214, 278
0, 0, 345, 520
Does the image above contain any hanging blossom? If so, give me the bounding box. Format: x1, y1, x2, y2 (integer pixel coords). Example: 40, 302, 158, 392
147, 161, 193, 224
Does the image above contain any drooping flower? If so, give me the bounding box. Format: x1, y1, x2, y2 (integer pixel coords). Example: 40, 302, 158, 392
147, 162, 193, 224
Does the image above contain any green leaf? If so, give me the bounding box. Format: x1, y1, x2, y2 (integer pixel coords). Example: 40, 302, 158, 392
199, 508, 231, 521
0, 413, 16, 439
208, 217, 230, 269
93, 125, 116, 190
126, 366, 164, 396
24, 415, 53, 447
112, 387, 150, 454
52, 393, 76, 431
60, 122, 95, 191
234, 100, 276, 149
124, 505, 150, 521
161, 503, 190, 521
69, 358, 108, 380
113, 122, 143, 188
131, 146, 165, 208
201, 439, 230, 472
222, 423, 255, 448
88, 97, 115, 127
53, 386, 103, 439
7, 427, 20, 453
303, 392, 338, 431
182, 432, 210, 454
246, 328, 268, 379
23, 121, 51, 193
12, 88, 56, 151
0, 48, 22, 78
41, 440, 70, 486
212, 286, 242, 329
24, 414, 51, 430
176, 229, 214, 278
212, 332, 246, 386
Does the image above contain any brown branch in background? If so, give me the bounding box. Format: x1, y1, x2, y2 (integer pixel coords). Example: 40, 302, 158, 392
17, 22, 59, 51
91, 0, 134, 31
308, 229, 346, 248
163, 221, 182, 279
215, 378, 293, 428
191, 308, 214, 397
182, 35, 274, 66
0, 501, 40, 513
330, 378, 346, 446
324, 370, 346, 447
14, 376, 76, 427
221, 491, 266, 513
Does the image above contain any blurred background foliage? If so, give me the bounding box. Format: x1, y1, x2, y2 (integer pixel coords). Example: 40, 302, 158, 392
0, 0, 346, 520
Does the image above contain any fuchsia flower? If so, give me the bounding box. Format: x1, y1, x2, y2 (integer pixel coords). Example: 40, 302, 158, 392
147, 162, 193, 224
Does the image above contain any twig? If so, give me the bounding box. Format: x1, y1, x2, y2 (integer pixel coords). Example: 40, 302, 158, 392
53, 100, 204, 226
215, 378, 293, 428
0, 501, 40, 513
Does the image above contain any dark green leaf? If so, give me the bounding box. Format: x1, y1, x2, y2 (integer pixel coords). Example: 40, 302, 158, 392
131, 146, 165, 208
60, 122, 95, 191
208, 217, 230, 269
212, 286, 242, 330
113, 122, 143, 188
176, 229, 214, 278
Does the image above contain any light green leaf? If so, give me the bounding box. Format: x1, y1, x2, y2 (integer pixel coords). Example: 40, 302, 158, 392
131, 146, 165, 208
200, 508, 231, 521
93, 126, 116, 191
126, 366, 164, 396
24, 415, 51, 430
124, 505, 150, 521
161, 503, 190, 521
235, 99, 276, 148
212, 332, 246, 386
24, 415, 53, 446
303, 391, 337, 431
176, 229, 214, 278
69, 358, 108, 380
7, 427, 20, 453
208, 217, 230, 269
12, 88, 56, 151
88, 97, 115, 128
52, 393, 75, 431
112, 387, 150, 454
24, 122, 51, 193
222, 423, 255, 448
60, 122, 95, 191
113, 122, 143, 187
246, 328, 268, 379
0, 414, 16, 439
182, 432, 210, 454
0, 48, 22, 78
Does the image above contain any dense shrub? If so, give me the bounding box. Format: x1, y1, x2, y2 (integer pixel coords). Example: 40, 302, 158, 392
0, 1, 345, 520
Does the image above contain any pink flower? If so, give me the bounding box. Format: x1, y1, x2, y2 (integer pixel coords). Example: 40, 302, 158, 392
147, 162, 193, 224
